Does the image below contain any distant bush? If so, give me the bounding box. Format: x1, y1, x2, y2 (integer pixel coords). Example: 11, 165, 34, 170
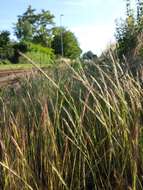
82, 51, 97, 60
10, 41, 55, 65
0, 59, 12, 65
26, 42, 55, 65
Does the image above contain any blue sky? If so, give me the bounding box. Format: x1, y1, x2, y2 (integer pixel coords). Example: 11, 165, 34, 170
0, 0, 129, 55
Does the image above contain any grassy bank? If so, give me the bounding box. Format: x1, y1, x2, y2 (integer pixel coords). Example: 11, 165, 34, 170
0, 63, 52, 70
0, 56, 143, 190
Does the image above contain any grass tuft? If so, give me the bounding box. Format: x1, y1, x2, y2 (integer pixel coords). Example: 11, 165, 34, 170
0, 53, 143, 189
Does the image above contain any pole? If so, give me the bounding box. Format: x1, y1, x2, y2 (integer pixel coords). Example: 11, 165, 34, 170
60, 14, 64, 57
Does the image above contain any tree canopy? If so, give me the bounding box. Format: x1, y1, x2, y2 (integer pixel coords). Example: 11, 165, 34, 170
0, 31, 14, 60
14, 5, 55, 47
82, 51, 97, 60
51, 28, 82, 59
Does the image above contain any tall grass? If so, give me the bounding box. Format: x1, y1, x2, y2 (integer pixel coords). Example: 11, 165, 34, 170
0, 54, 143, 190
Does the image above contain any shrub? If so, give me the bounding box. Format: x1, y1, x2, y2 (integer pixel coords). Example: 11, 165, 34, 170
11, 41, 55, 65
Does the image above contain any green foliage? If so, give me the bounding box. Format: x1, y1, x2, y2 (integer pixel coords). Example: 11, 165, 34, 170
14, 5, 55, 47
0, 8, 82, 64
27, 42, 54, 55
18, 42, 55, 65
0, 30, 10, 47
0, 31, 14, 61
0, 39, 55, 65
13, 41, 28, 53
10, 41, 28, 63
0, 47, 14, 61
11, 6, 57, 65
0, 32, 28, 64
115, 0, 143, 59
115, 16, 137, 59
51, 28, 82, 59
0, 59, 12, 65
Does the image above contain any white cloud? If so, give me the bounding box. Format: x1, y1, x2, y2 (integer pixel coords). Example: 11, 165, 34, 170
71, 23, 116, 55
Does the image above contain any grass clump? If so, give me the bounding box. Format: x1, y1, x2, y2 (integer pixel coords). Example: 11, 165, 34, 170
0, 55, 143, 190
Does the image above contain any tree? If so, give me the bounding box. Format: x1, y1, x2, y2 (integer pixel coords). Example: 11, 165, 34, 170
15, 6, 35, 41
14, 6, 55, 47
0, 31, 10, 47
51, 27, 82, 59
115, 15, 137, 59
115, 0, 143, 59
0, 31, 14, 60
82, 51, 97, 60
115, 0, 139, 59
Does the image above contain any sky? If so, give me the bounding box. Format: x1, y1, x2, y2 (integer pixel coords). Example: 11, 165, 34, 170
0, 0, 129, 55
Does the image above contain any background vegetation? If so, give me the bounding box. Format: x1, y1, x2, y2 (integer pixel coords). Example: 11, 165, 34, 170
0, 6, 81, 66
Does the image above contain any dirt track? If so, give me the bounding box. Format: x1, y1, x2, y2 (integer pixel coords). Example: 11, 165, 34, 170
0, 69, 38, 87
